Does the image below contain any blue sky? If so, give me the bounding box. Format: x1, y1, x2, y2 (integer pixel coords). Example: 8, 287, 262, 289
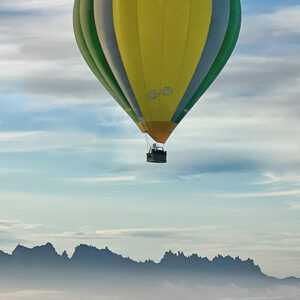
0, 0, 300, 278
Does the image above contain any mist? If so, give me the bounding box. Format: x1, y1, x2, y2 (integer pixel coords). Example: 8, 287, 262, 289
1, 283, 300, 300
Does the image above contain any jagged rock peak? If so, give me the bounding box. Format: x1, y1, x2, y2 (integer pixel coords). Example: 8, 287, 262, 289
12, 244, 31, 256
12, 243, 58, 257
62, 250, 69, 259
0, 249, 10, 258
72, 244, 115, 260
74, 244, 111, 253
3, 243, 264, 275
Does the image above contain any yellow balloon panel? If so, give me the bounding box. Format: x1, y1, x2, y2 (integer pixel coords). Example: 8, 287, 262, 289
113, 0, 212, 123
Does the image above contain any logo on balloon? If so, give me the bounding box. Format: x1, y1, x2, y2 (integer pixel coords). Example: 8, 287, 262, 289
147, 87, 173, 100
161, 87, 173, 96
147, 89, 159, 100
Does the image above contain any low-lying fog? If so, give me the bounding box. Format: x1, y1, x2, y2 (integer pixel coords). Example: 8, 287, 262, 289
1, 283, 300, 300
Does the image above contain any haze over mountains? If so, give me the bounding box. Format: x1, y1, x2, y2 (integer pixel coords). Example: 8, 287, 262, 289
0, 242, 299, 285
1, 243, 300, 300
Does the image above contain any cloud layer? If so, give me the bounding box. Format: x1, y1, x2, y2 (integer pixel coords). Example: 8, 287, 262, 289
1, 285, 300, 300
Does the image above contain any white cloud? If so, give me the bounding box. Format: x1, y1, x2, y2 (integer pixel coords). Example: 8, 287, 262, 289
0, 131, 108, 153
63, 176, 135, 184
48, 226, 220, 239
0, 220, 44, 231
289, 202, 300, 211
215, 190, 300, 199
0, 168, 29, 174
0, 219, 46, 247
0, 290, 77, 300
1, 285, 300, 300
0, 132, 40, 142
0, 0, 71, 12
254, 172, 300, 186
241, 5, 300, 44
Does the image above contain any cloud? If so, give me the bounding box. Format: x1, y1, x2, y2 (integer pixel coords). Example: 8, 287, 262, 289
0, 220, 19, 226
215, 190, 300, 199
0, 290, 76, 300
0, 1, 71, 12
0, 220, 45, 231
1, 285, 300, 300
0, 132, 39, 142
63, 176, 135, 184
0, 0, 110, 110
254, 172, 300, 186
0, 168, 29, 174
289, 202, 300, 210
48, 226, 220, 240
0, 131, 109, 153
43, 226, 300, 260
0, 220, 46, 249
241, 5, 300, 44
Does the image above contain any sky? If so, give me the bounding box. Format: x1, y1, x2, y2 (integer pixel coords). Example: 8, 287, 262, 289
0, 0, 300, 278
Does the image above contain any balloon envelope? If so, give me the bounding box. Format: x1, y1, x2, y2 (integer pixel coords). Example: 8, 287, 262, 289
73, 0, 241, 143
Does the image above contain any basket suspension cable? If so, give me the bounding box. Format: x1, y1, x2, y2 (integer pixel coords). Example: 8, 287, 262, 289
144, 133, 150, 151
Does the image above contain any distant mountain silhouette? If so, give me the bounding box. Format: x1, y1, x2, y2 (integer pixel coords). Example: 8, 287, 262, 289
0, 249, 10, 265
159, 251, 262, 275
0, 243, 299, 287
72, 244, 137, 267
12, 243, 67, 265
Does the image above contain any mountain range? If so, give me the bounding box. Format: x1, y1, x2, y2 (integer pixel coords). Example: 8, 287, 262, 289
0, 243, 299, 287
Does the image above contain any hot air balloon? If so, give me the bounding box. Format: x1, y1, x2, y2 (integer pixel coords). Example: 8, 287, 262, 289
73, 0, 241, 163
